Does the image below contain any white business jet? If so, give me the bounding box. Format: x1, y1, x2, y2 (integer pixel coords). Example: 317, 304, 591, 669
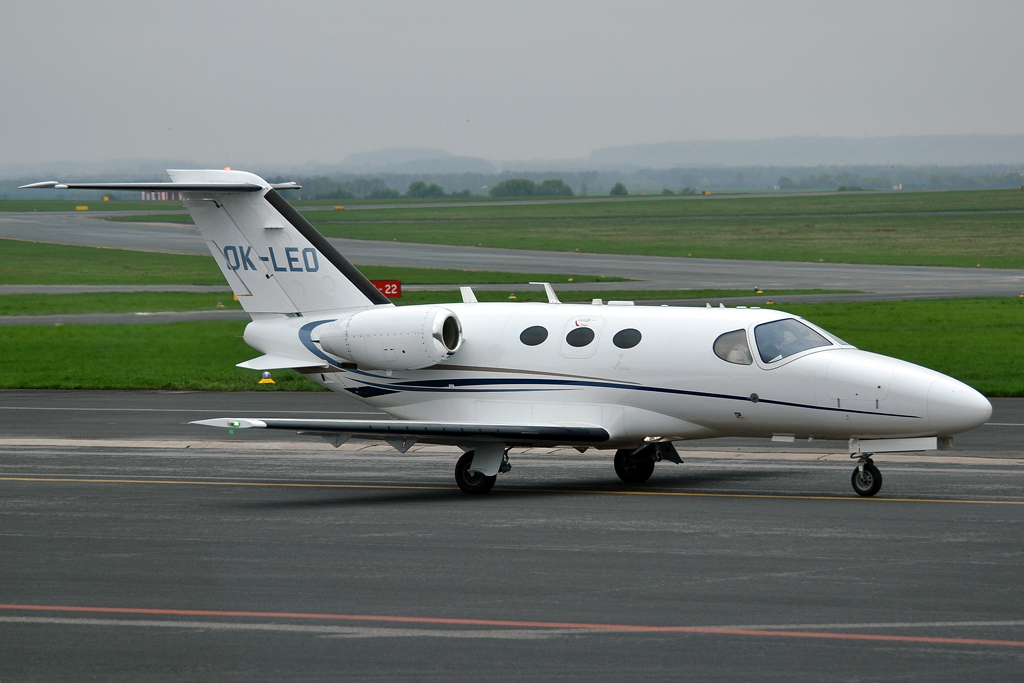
22, 170, 992, 497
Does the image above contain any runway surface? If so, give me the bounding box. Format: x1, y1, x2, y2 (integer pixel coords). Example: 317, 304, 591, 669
3, 212, 1023, 300
1, 390, 1023, 680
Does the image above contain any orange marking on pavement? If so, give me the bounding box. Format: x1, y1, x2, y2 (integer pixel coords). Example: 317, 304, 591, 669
0, 604, 1022, 648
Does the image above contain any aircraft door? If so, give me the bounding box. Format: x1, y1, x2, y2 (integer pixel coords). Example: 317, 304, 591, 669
559, 316, 605, 359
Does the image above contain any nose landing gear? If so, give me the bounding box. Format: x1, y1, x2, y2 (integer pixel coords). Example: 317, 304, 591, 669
851, 455, 883, 497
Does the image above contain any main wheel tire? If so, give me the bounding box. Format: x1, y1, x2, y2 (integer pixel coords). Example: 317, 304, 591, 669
851, 463, 883, 497
455, 451, 497, 495
614, 448, 656, 485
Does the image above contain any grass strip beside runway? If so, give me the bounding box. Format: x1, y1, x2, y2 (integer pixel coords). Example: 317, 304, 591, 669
310, 212, 1024, 269
0, 298, 1020, 393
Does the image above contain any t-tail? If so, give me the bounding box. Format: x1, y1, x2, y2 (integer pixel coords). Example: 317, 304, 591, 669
173, 170, 391, 317
22, 169, 392, 317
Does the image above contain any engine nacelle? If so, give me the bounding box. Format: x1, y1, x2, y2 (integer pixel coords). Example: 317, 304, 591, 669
318, 306, 463, 370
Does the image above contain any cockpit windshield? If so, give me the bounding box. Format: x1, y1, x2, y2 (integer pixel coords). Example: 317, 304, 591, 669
754, 318, 831, 363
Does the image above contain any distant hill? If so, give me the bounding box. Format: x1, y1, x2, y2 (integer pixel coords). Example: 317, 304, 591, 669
339, 147, 496, 174
588, 135, 1024, 169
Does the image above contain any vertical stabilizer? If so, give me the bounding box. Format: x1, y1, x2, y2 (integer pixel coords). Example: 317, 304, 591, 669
170, 169, 391, 315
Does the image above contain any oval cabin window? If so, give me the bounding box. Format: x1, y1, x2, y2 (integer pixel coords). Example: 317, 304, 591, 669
612, 328, 642, 349
565, 327, 596, 348
519, 326, 549, 346
713, 329, 753, 365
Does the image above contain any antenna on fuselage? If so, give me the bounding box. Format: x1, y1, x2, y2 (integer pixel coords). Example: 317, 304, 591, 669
528, 282, 561, 304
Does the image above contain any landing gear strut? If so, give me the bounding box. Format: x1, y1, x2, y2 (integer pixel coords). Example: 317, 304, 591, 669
851, 455, 883, 497
455, 450, 497, 495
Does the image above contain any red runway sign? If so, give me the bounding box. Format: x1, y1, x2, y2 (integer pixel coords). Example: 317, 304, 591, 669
371, 280, 401, 298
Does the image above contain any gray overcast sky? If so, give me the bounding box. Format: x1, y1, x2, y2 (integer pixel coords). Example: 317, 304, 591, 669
2, 0, 1022, 168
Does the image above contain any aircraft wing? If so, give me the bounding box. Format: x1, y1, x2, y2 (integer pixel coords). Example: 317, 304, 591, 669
191, 417, 609, 447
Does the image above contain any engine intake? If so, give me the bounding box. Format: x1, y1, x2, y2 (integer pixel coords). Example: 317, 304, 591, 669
318, 306, 463, 370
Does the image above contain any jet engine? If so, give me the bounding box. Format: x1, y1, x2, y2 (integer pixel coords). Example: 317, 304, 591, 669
318, 306, 463, 370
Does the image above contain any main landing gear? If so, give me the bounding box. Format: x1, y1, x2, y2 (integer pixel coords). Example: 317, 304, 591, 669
614, 448, 656, 484
614, 443, 682, 485
851, 455, 883, 497
454, 449, 511, 495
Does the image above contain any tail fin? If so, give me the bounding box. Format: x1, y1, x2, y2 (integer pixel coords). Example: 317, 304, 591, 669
171, 169, 390, 315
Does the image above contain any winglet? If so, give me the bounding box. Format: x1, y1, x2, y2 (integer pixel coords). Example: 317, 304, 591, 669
460, 286, 478, 303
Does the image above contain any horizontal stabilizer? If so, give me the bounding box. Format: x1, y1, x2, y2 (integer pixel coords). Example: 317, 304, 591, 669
19, 181, 263, 192
22, 168, 390, 314
236, 355, 327, 371
191, 417, 609, 445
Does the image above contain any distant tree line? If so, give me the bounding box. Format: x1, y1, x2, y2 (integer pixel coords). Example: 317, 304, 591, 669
778, 170, 1024, 191
488, 178, 574, 198
406, 180, 471, 199
301, 176, 400, 200
778, 173, 891, 190
248, 165, 1024, 205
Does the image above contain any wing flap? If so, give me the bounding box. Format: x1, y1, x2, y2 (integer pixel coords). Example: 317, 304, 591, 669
191, 417, 609, 444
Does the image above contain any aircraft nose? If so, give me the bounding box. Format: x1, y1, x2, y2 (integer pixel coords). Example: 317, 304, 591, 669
927, 376, 992, 434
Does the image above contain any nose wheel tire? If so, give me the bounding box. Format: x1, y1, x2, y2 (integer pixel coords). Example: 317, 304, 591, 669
851, 463, 883, 497
455, 451, 497, 495
614, 449, 656, 484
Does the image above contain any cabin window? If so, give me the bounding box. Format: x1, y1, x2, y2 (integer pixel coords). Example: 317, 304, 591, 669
612, 328, 642, 349
519, 326, 549, 346
565, 327, 596, 348
713, 329, 753, 365
754, 318, 831, 363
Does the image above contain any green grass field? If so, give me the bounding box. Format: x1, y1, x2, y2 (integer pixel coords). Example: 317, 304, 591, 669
1, 298, 1019, 395
308, 211, 1024, 269
0, 240, 227, 285
0, 321, 320, 391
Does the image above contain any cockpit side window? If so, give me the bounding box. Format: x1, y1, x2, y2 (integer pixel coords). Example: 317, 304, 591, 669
713, 329, 753, 365
754, 318, 831, 363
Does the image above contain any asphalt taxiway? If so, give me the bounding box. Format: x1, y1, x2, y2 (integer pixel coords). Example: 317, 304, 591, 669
1, 390, 1022, 680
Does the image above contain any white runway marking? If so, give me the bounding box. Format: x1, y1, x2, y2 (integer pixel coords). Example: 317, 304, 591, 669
0, 616, 577, 639
3, 616, 1022, 639
724, 620, 1024, 630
